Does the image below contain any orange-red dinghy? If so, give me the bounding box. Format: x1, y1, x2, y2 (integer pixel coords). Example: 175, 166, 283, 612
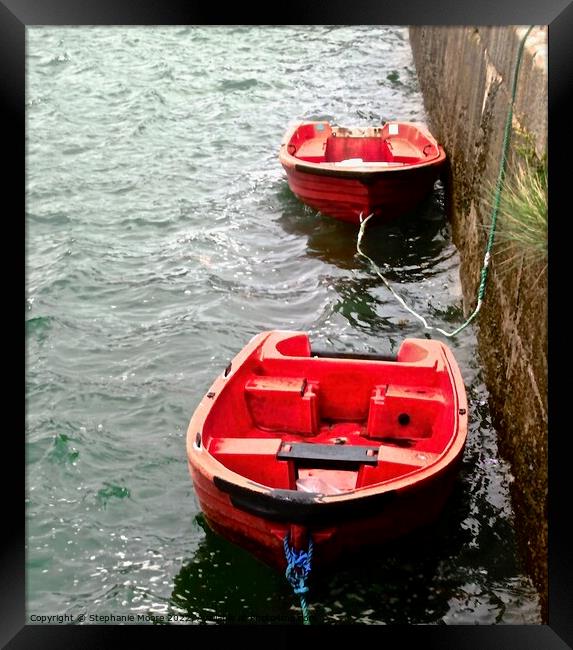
279, 121, 446, 224
186, 331, 468, 570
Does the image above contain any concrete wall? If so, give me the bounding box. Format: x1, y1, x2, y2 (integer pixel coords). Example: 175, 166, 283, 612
408, 26, 548, 618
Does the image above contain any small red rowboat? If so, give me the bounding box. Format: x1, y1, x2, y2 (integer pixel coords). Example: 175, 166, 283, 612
279, 121, 446, 224
186, 331, 468, 570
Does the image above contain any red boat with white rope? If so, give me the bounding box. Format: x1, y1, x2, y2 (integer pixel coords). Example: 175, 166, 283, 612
279, 120, 446, 224
186, 330, 467, 570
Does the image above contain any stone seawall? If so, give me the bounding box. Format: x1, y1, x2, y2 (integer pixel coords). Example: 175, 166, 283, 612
408, 26, 548, 618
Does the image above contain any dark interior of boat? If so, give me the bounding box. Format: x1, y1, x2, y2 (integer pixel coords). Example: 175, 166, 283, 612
201, 335, 456, 494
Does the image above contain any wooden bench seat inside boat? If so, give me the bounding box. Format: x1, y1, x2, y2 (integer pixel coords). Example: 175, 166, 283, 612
356, 443, 441, 487
385, 137, 423, 162
293, 137, 327, 162
277, 441, 380, 470
207, 436, 442, 491
208, 437, 290, 489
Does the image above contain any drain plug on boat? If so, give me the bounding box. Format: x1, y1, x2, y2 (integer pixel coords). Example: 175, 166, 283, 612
398, 413, 410, 426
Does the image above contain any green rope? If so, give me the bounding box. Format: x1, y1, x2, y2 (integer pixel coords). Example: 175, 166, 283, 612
357, 25, 535, 338
299, 593, 311, 625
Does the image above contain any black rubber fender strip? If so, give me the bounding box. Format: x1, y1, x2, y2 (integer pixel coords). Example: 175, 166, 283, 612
212, 476, 398, 526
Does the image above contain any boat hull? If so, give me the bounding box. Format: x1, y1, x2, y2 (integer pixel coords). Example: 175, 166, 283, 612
283, 163, 442, 224
189, 450, 463, 571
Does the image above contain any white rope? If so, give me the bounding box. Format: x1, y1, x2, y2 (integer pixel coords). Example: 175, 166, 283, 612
356, 212, 481, 338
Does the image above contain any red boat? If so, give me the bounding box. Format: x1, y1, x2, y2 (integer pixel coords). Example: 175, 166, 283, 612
186, 330, 468, 570
279, 121, 446, 224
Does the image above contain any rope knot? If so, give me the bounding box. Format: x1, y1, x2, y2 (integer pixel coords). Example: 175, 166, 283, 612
283, 534, 313, 623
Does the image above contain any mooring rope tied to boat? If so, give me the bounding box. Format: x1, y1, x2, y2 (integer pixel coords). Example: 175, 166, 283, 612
357, 25, 535, 338
283, 534, 313, 625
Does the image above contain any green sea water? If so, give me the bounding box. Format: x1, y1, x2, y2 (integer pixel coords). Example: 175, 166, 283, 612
26, 26, 540, 624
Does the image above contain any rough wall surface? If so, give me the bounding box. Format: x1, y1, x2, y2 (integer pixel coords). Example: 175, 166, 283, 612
408, 26, 548, 618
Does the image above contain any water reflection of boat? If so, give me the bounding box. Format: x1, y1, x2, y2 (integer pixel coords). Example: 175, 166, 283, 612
279, 120, 446, 224
170, 516, 289, 625
186, 330, 467, 571
277, 174, 448, 269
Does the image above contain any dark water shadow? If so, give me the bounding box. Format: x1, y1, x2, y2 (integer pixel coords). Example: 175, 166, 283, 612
274, 177, 467, 343
275, 181, 449, 274
309, 457, 527, 624
170, 450, 527, 624
306, 477, 472, 624
167, 476, 469, 625
169, 515, 294, 624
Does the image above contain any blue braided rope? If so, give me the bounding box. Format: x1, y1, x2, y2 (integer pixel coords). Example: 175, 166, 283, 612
283, 534, 313, 625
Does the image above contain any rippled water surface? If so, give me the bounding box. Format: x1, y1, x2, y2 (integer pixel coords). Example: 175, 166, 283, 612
26, 26, 540, 624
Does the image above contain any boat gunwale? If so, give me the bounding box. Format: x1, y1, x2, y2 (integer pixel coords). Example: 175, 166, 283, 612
278, 120, 447, 177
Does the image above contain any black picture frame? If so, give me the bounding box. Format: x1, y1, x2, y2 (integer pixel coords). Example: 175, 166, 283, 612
7, 1, 571, 647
